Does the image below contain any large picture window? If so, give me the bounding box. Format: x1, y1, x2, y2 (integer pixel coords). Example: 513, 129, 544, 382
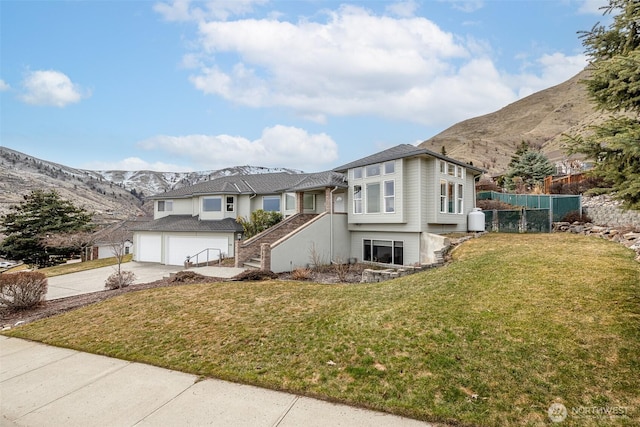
263, 196, 281, 212
366, 183, 380, 213
363, 239, 403, 265
203, 197, 222, 212
354, 185, 363, 214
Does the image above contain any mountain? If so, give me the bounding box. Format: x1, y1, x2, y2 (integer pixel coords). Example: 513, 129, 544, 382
419, 68, 606, 174
0, 68, 608, 221
0, 146, 301, 223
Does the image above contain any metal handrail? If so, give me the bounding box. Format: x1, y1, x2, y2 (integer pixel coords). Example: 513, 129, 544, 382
185, 248, 223, 267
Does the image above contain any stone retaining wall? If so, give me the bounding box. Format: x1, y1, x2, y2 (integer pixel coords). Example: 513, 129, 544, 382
582, 195, 640, 228
553, 221, 640, 262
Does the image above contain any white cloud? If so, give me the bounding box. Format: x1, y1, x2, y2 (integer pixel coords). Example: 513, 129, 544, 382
514, 53, 587, 98
0, 79, 10, 92
386, 1, 419, 18
85, 157, 193, 172
577, 0, 609, 15
446, 1, 485, 13
162, 3, 589, 128
137, 125, 339, 171
154, 0, 267, 22
20, 70, 88, 107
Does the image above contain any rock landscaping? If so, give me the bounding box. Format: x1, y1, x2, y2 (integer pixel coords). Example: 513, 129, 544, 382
553, 221, 640, 262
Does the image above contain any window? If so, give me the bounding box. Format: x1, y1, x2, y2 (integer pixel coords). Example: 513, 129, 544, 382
303, 193, 315, 210
448, 163, 455, 176
448, 182, 455, 213
263, 196, 280, 212
226, 196, 235, 212
457, 184, 464, 214
363, 239, 403, 265
440, 161, 446, 174
383, 180, 395, 213
353, 185, 363, 214
384, 161, 395, 174
285, 193, 296, 211
158, 200, 173, 212
366, 183, 380, 213
366, 164, 380, 177
457, 166, 464, 178
353, 167, 363, 179
440, 180, 447, 213
203, 197, 222, 212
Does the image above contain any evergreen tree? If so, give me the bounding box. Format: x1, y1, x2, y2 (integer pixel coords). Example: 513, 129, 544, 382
565, 0, 640, 209
505, 149, 554, 192
0, 190, 94, 267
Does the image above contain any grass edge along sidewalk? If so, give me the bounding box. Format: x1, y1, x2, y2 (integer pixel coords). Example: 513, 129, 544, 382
5, 234, 639, 426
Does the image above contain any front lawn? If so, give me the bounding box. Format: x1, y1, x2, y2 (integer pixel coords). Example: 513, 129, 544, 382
5, 234, 639, 426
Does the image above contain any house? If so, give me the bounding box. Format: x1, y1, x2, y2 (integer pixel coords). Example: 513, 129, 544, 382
131, 171, 348, 267
132, 144, 483, 272
86, 217, 152, 261
332, 144, 483, 266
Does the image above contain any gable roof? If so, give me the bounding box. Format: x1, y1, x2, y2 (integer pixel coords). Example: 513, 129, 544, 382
150, 171, 347, 200
333, 144, 485, 174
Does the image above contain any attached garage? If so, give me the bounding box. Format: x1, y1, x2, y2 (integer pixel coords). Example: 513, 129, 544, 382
165, 236, 229, 266
131, 215, 243, 266
136, 234, 162, 263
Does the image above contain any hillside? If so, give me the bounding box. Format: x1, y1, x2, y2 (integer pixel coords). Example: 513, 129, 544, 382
420, 68, 606, 174
0, 146, 301, 222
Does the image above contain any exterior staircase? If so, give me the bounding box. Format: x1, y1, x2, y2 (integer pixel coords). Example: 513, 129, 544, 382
237, 213, 318, 270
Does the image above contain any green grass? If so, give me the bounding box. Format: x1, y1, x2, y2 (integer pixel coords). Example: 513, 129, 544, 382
5, 234, 639, 426
36, 254, 133, 277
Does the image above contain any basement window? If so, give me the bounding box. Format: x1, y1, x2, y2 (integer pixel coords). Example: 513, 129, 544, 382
363, 239, 403, 265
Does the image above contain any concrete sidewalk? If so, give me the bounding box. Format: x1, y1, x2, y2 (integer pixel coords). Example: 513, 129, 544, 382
46, 262, 246, 300
0, 336, 432, 427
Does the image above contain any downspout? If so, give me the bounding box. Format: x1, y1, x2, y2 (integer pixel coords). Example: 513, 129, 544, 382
330, 186, 339, 261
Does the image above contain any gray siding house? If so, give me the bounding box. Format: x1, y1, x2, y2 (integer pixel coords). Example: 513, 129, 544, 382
132, 144, 483, 272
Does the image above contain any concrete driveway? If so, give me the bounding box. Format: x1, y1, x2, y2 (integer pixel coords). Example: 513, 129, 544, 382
46, 262, 246, 300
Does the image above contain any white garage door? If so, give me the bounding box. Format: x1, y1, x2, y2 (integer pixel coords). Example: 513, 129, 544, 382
137, 235, 162, 263
166, 236, 228, 266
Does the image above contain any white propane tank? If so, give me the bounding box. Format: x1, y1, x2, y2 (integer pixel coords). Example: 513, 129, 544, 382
468, 208, 485, 232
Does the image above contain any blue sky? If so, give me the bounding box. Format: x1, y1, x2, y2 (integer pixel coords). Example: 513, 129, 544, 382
0, 0, 609, 172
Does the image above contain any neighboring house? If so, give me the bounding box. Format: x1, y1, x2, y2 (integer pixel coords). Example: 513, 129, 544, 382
87, 217, 152, 261
132, 144, 483, 272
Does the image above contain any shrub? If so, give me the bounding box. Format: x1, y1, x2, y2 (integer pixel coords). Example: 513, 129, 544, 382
291, 268, 313, 281
105, 270, 136, 290
0, 271, 48, 310
560, 210, 593, 224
